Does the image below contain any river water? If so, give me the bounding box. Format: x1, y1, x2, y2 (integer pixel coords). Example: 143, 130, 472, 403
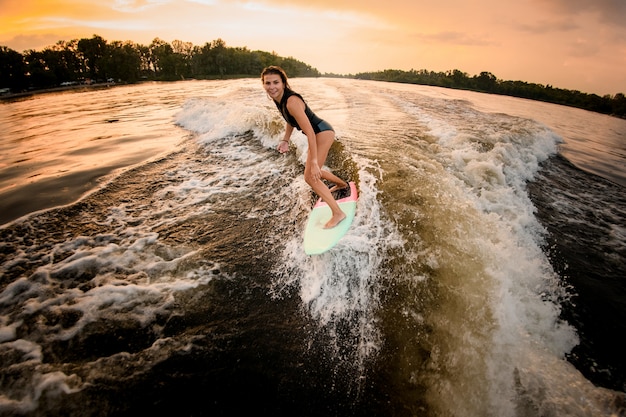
1, 79, 625, 416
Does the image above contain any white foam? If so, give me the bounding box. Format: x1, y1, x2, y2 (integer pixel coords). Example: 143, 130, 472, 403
0, 251, 215, 412
176, 88, 396, 361
0, 337, 80, 414
0, 190, 221, 413
175, 93, 285, 147
272, 161, 401, 365
4, 338, 42, 362
0, 371, 83, 414
394, 91, 584, 415
0, 86, 285, 414
0, 318, 21, 343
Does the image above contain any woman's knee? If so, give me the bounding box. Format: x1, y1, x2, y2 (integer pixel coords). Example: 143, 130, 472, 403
304, 169, 315, 186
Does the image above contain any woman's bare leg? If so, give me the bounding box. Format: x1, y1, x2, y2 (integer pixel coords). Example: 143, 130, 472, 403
306, 130, 346, 228
315, 130, 334, 166
306, 175, 347, 228
316, 131, 348, 192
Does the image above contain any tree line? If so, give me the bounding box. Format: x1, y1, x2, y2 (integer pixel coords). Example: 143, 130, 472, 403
354, 69, 626, 118
1, 34, 624, 118
0, 34, 319, 93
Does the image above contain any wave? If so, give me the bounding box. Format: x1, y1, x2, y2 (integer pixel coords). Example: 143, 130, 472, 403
0, 79, 624, 416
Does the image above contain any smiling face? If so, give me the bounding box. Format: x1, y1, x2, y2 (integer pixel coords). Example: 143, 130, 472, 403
263, 73, 285, 102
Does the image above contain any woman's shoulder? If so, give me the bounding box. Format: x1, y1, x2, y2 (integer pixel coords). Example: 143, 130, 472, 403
285, 88, 302, 97
285, 90, 305, 105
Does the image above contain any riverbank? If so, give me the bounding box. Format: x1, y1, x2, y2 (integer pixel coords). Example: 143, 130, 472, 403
4, 76, 625, 122
355, 70, 626, 120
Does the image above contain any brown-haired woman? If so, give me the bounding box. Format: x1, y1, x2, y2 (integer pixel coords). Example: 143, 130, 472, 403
261, 66, 347, 228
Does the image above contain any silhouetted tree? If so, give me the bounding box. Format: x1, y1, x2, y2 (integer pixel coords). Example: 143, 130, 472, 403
78, 35, 107, 80
1, 34, 621, 119
473, 71, 497, 92
24, 49, 57, 88
106, 41, 142, 82
0, 46, 28, 91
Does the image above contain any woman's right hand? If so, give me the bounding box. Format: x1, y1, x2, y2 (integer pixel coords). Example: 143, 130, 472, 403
278, 140, 289, 153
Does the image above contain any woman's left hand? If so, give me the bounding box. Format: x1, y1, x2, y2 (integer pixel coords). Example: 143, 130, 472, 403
309, 163, 322, 182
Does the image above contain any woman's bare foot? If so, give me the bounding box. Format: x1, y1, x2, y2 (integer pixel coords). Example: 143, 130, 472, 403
328, 181, 348, 193
324, 211, 346, 229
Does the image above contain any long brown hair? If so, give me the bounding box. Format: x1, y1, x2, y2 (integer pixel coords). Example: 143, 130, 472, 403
261, 66, 291, 90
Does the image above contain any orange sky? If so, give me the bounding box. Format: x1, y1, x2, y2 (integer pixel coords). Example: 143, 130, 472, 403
1, 0, 625, 95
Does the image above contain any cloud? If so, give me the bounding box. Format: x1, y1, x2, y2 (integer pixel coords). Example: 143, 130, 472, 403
0, 33, 62, 52
411, 31, 498, 47
186, 0, 217, 4
566, 38, 600, 58
515, 19, 579, 34
533, 0, 626, 26
112, 0, 172, 13
39, 16, 155, 32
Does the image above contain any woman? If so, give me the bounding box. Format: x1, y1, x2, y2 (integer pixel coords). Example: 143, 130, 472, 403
261, 66, 347, 228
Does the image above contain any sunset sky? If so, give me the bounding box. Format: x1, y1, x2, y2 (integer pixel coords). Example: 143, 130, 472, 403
1, 0, 625, 96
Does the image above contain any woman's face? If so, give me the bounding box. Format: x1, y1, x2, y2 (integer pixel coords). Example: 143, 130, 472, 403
263, 73, 284, 101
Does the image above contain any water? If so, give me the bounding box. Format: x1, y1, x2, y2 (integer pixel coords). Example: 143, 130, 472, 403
0, 83, 191, 224
0, 79, 624, 416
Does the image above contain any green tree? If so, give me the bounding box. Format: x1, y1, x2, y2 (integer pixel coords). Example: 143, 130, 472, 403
78, 35, 107, 80
448, 69, 469, 88
48, 40, 82, 83
24, 49, 56, 88
171, 39, 193, 79
136, 44, 153, 79
612, 93, 626, 117
0, 46, 28, 91
210, 38, 228, 76
106, 41, 142, 82
149, 38, 177, 79
473, 71, 497, 92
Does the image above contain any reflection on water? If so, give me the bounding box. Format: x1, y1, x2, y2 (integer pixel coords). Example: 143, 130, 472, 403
0, 84, 191, 223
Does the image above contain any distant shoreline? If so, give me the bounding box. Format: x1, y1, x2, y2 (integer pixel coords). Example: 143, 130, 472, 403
0, 77, 243, 101
3, 78, 625, 121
